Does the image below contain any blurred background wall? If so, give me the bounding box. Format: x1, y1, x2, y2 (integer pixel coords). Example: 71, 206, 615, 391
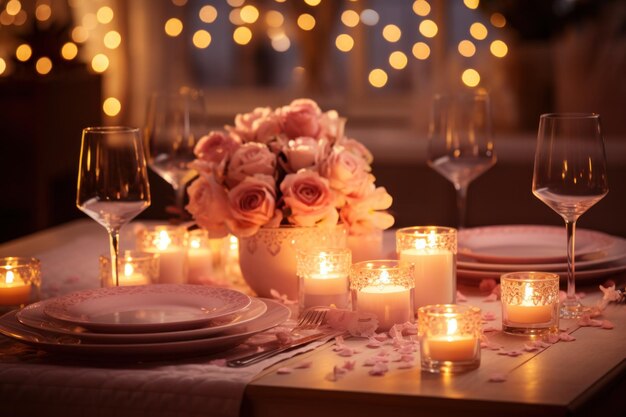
1, 0, 625, 242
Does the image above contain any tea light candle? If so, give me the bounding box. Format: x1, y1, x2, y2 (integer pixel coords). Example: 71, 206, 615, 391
418, 304, 481, 373
0, 268, 31, 306
119, 263, 150, 286
0, 257, 40, 309
501, 272, 559, 335
99, 251, 159, 287
137, 226, 187, 284
396, 227, 456, 310
186, 230, 213, 284
297, 248, 351, 311
350, 260, 414, 331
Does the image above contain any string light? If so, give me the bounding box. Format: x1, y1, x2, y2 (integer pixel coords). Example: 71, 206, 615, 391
412, 0, 430, 16
91, 53, 110, 73
240, 5, 259, 24
233, 26, 252, 45
6, 0, 21, 16
470, 22, 487, 40
97, 6, 114, 24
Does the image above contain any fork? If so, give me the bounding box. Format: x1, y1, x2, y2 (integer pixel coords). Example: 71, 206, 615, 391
226, 308, 328, 367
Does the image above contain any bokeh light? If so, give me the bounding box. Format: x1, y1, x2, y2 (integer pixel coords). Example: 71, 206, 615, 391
35, 57, 52, 75
0, 58, 6, 75
382, 24, 401, 42
199, 5, 217, 23
193, 30, 212, 48
6, 0, 21, 16
35, 4, 52, 21
265, 10, 283, 27
104, 31, 121, 49
164, 18, 183, 37
233, 26, 252, 45
304, 0, 321, 5
297, 13, 315, 31
91, 53, 109, 73
271, 34, 290, 52
389, 51, 408, 70
368, 69, 388, 88
458, 40, 476, 57
240, 5, 259, 24
72, 26, 89, 43
341, 10, 359, 27
103, 97, 121, 117
413, 0, 430, 16
335, 34, 354, 52
229, 8, 244, 25
360, 9, 379, 26
227, 0, 244, 6
464, 0, 479, 10
462, 68, 480, 87
419, 19, 438, 38
97, 6, 114, 24
490, 12, 506, 28
490, 40, 508, 57
15, 44, 32, 61
61, 42, 78, 60
470, 22, 488, 40
412, 42, 430, 60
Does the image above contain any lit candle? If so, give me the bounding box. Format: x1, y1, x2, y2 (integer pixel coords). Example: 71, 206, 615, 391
186, 233, 213, 285
140, 228, 187, 284
356, 270, 412, 331
504, 285, 553, 324
423, 318, 478, 361
397, 227, 456, 310
300, 251, 350, 309
118, 262, 150, 286
0, 268, 31, 307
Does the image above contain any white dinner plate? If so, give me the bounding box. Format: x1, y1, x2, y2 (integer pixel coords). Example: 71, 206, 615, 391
458, 225, 616, 264
43, 284, 251, 333
0, 299, 290, 358
458, 236, 626, 273
17, 298, 267, 344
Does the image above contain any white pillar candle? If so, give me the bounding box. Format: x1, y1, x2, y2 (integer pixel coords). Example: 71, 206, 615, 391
187, 236, 213, 285
504, 285, 553, 324
144, 230, 186, 284
400, 247, 454, 309
424, 334, 478, 362
0, 269, 31, 306
358, 283, 412, 331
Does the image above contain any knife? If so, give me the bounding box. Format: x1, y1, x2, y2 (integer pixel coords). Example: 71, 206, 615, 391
226, 331, 332, 367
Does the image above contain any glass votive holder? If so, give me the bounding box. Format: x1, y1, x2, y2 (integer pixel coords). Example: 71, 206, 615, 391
186, 229, 213, 285
500, 271, 560, 335
99, 251, 160, 287
297, 247, 351, 314
350, 260, 414, 331
347, 229, 383, 263
396, 226, 457, 311
0, 257, 41, 312
136, 224, 188, 284
418, 304, 482, 374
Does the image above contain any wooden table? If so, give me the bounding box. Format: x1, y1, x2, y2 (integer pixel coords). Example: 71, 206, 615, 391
1, 220, 625, 417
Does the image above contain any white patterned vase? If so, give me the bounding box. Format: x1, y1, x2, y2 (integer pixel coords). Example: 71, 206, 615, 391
238, 225, 347, 299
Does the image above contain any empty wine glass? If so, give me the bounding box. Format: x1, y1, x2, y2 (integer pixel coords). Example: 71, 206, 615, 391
532, 113, 608, 318
427, 91, 497, 228
77, 127, 151, 287
144, 87, 208, 220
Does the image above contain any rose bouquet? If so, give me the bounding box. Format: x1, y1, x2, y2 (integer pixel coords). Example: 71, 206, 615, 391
186, 98, 394, 238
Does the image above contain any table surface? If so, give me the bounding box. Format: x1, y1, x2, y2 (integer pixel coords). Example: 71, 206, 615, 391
1, 219, 625, 417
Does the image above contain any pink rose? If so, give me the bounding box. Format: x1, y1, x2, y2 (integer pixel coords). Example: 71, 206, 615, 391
337, 137, 373, 164
226, 175, 280, 237
282, 137, 320, 173
281, 170, 338, 226
320, 147, 374, 200
340, 187, 394, 235
279, 99, 322, 140
228, 107, 282, 144
186, 173, 231, 238
318, 110, 346, 144
226, 143, 276, 187
194, 131, 240, 165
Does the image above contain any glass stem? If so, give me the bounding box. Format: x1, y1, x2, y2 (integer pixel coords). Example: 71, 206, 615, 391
454, 184, 468, 229
174, 184, 186, 220
108, 228, 120, 287
565, 219, 576, 303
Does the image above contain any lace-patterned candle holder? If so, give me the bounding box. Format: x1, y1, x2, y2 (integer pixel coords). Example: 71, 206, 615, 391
136, 225, 188, 284
297, 247, 351, 314
418, 304, 482, 373
396, 226, 457, 311
100, 251, 160, 287
0, 257, 41, 311
350, 260, 414, 331
501, 272, 560, 335
186, 229, 213, 285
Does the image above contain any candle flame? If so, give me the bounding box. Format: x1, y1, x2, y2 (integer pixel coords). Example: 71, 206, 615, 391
523, 285, 534, 302
447, 318, 458, 335
229, 235, 238, 251
154, 230, 172, 250
378, 269, 390, 285
5, 270, 14, 285
319, 252, 332, 275
190, 238, 201, 249
414, 239, 426, 250
124, 263, 134, 277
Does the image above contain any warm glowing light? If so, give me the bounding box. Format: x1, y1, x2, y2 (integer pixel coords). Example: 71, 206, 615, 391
233, 26, 252, 45
13, 9, 25, 25
104, 31, 121, 49
172, 0, 187, 5
103, 97, 121, 117
0, 10, 15, 25
462, 68, 480, 87
6, 0, 21, 16
240, 5, 259, 24
413, 0, 431, 16
470, 22, 488, 40
490, 40, 508, 57
368, 68, 388, 88
271, 34, 290, 52
341, 10, 359, 27
229, 8, 244, 25
5, 270, 14, 284
297, 13, 315, 31
382, 24, 401, 42
0, 58, 6, 75
419, 19, 438, 38
464, 0, 479, 9
15, 44, 32, 61
335, 34, 354, 52
97, 6, 114, 24
265, 10, 283, 27
91, 53, 110, 73
304, 0, 321, 5
490, 12, 506, 28
82, 13, 97, 30
360, 9, 379, 26
199, 5, 217, 23
36, 57, 52, 75
35, 4, 52, 21
389, 51, 408, 70
193, 30, 212, 48
227, 0, 244, 6
412, 42, 430, 60
458, 40, 476, 57
72, 26, 89, 43
61, 42, 78, 60
274, 0, 286, 2
164, 18, 183, 37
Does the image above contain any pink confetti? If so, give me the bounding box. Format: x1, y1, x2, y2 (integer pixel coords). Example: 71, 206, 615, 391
578, 315, 603, 327
366, 338, 382, 348
483, 293, 498, 302
456, 290, 468, 302
482, 311, 497, 321
337, 347, 356, 357
208, 359, 227, 367
523, 344, 540, 352
276, 367, 293, 375
498, 350, 523, 357
601, 320, 614, 330
488, 373, 507, 382
375, 349, 390, 357
368, 362, 389, 376
388, 325, 403, 340
479, 278, 497, 293
294, 361, 312, 369
559, 333, 576, 342
363, 356, 386, 366
325, 365, 348, 382
545, 333, 560, 344
342, 360, 356, 371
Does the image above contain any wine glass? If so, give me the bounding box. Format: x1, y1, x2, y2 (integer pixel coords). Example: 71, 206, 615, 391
144, 87, 208, 220
77, 127, 151, 287
532, 113, 608, 318
427, 91, 497, 228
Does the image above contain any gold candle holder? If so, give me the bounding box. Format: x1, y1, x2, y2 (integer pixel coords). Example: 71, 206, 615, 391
136, 225, 188, 284
297, 247, 351, 313
0, 257, 41, 311
99, 251, 160, 287
418, 304, 482, 373
350, 260, 414, 331
501, 271, 560, 335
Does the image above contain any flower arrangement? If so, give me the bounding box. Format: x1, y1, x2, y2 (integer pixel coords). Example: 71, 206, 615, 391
186, 98, 394, 238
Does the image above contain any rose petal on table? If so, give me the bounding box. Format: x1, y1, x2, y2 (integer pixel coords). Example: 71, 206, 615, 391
533, 340, 552, 349
544, 333, 560, 344
337, 347, 356, 357
479, 278, 497, 293
456, 290, 468, 302
397, 344, 416, 354
578, 315, 603, 327
482, 311, 497, 321
523, 344, 540, 352
369, 362, 389, 376
601, 320, 615, 330
559, 333, 576, 342
373, 333, 389, 342
363, 356, 388, 366
342, 360, 356, 371
488, 373, 507, 382
277, 367, 293, 375
499, 350, 524, 357
483, 293, 499, 302
295, 361, 312, 369
366, 338, 382, 348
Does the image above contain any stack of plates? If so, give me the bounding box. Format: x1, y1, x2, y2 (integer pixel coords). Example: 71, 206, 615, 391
0, 284, 290, 358
457, 225, 626, 283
